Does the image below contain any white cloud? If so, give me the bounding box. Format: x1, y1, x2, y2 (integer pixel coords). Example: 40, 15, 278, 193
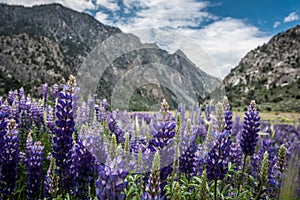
115, 0, 217, 31
93, 1, 269, 78
125, 18, 269, 78
273, 21, 281, 28
0, 0, 95, 12
96, 0, 119, 12
191, 18, 270, 77
95, 12, 111, 24
284, 12, 299, 23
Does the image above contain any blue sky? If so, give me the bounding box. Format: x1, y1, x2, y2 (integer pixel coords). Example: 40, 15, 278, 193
1, 0, 299, 77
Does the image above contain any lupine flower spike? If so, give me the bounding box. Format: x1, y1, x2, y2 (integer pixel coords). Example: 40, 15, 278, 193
238, 100, 260, 196
0, 119, 19, 196
52, 75, 76, 195
26, 141, 44, 199
144, 151, 161, 199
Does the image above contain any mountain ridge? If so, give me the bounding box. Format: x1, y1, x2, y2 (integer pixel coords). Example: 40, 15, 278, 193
0, 3, 220, 110
223, 24, 300, 112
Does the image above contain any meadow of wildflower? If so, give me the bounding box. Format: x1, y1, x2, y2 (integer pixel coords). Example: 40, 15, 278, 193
0, 75, 299, 200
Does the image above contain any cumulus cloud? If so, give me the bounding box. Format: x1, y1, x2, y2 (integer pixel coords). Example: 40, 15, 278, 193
96, 0, 119, 12
93, 0, 269, 78
0, 0, 95, 12
95, 12, 111, 25
98, 0, 217, 31
284, 12, 299, 23
189, 18, 270, 77
273, 21, 281, 28
121, 19, 269, 77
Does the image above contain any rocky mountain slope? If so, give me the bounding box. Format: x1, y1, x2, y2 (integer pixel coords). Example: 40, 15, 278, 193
0, 3, 220, 110
224, 25, 300, 112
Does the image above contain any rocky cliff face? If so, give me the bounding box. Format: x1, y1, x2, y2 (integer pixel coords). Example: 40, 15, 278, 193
0, 3, 220, 110
0, 33, 67, 95
224, 25, 300, 112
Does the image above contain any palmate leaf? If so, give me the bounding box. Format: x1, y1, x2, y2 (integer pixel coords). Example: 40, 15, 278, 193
124, 174, 143, 199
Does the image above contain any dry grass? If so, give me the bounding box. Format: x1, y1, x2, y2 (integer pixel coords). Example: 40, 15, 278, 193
234, 111, 300, 125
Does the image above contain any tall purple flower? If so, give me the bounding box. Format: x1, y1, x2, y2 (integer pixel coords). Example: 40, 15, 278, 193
205, 102, 212, 121
179, 140, 197, 176
43, 156, 59, 199
0, 119, 19, 195
19, 87, 25, 99
102, 99, 108, 112
107, 115, 125, 144
232, 115, 242, 139
149, 120, 175, 152
26, 141, 44, 199
230, 142, 243, 170
67, 139, 95, 199
179, 120, 197, 177
223, 97, 232, 132
240, 100, 260, 157
0, 106, 8, 148
52, 84, 59, 101
52, 75, 76, 193
96, 162, 128, 200
206, 132, 232, 181
7, 90, 15, 106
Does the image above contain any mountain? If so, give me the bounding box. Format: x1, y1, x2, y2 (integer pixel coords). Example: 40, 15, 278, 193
224, 25, 300, 112
0, 3, 221, 110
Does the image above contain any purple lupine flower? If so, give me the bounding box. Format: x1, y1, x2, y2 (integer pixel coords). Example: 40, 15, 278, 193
193, 125, 206, 144
0, 106, 8, 145
232, 115, 242, 140
19, 95, 27, 111
7, 90, 15, 106
52, 75, 76, 192
41, 83, 48, 99
102, 99, 108, 112
26, 131, 33, 153
67, 139, 95, 199
0, 119, 19, 195
26, 141, 44, 199
19, 87, 25, 98
252, 138, 278, 196
43, 156, 59, 199
107, 115, 125, 144
0, 106, 8, 171
179, 139, 197, 176
230, 142, 243, 170
205, 102, 212, 121
223, 97, 232, 132
179, 120, 197, 177
240, 100, 260, 156
25, 95, 32, 111
30, 100, 44, 129
130, 137, 148, 153
96, 162, 128, 200
52, 84, 59, 101
149, 120, 175, 152
206, 132, 232, 181
10, 99, 20, 123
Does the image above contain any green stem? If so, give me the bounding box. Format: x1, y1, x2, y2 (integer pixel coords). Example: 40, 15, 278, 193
214, 177, 217, 200
237, 154, 247, 196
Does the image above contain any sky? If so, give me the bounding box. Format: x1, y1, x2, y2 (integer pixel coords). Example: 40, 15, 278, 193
1, 0, 300, 78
